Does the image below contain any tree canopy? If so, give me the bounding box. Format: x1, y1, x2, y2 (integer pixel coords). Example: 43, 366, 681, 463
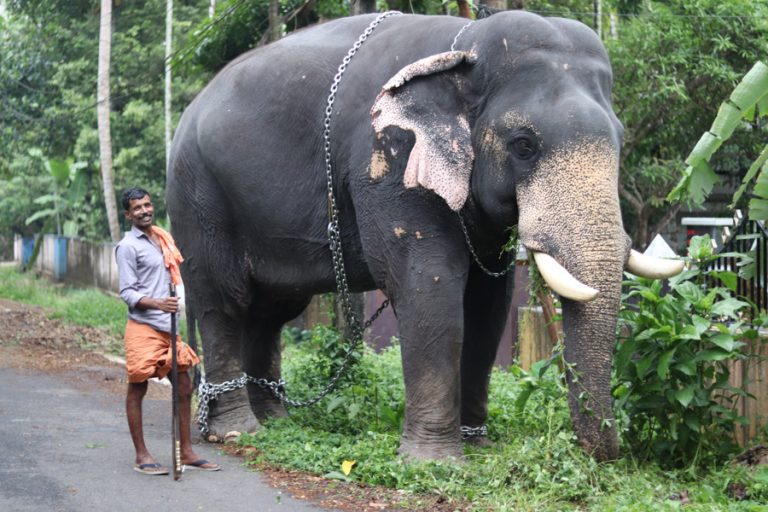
1, 0, 766, 247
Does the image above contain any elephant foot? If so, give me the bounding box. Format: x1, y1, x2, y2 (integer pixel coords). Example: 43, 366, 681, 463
397, 436, 464, 462
201, 386, 262, 443
462, 435, 493, 448
204, 406, 262, 443
247, 386, 289, 420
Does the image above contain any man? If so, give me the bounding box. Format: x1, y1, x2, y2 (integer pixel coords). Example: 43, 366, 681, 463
116, 187, 220, 475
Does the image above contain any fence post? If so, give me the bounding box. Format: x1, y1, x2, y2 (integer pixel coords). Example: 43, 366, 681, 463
53, 236, 68, 281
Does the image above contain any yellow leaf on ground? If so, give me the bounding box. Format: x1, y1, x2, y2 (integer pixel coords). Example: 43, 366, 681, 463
341, 459, 356, 476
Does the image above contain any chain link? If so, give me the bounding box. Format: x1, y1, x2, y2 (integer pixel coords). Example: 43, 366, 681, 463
450, 20, 514, 280
457, 213, 516, 277
196, 13, 400, 436
196, 299, 391, 436
450, 21, 473, 51
460, 424, 488, 439
324, 11, 401, 343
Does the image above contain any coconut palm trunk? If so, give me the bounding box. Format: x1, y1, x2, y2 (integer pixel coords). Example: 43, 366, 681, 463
97, 0, 120, 242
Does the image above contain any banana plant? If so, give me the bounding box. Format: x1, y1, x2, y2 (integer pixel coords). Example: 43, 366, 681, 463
668, 61, 768, 221
25, 152, 88, 237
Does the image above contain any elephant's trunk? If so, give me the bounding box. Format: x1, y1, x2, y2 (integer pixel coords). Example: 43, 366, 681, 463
516, 137, 629, 460
560, 257, 624, 460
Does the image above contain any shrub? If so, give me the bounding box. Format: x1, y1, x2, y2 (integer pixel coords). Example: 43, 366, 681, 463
614, 235, 765, 468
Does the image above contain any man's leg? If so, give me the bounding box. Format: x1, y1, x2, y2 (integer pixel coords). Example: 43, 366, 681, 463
126, 381, 154, 464
178, 370, 220, 470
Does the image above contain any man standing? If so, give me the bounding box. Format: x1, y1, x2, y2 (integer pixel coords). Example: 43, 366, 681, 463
116, 187, 220, 475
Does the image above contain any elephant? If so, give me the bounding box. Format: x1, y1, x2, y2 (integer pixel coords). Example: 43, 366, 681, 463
166, 10, 683, 461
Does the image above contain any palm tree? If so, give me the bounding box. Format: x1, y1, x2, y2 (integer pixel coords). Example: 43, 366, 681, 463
97, 0, 121, 242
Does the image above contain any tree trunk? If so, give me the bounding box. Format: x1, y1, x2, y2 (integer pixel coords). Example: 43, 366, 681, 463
268, 0, 280, 43
593, 0, 602, 38
209, 0, 216, 18
456, 0, 472, 19
164, 0, 173, 172
352, 0, 377, 15
97, 0, 120, 242
609, 11, 618, 39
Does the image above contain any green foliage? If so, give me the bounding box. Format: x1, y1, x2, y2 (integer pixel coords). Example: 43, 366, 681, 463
615, 235, 765, 468
245, 334, 768, 509
24, 151, 88, 237
607, 0, 768, 245
0, 0, 211, 241
668, 61, 768, 221
278, 325, 405, 434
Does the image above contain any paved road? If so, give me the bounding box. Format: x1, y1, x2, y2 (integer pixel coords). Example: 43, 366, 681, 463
0, 367, 329, 512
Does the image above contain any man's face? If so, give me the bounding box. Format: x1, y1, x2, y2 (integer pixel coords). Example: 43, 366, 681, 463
125, 195, 154, 230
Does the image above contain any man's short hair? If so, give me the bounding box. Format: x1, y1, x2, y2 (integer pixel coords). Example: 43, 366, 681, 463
121, 187, 151, 211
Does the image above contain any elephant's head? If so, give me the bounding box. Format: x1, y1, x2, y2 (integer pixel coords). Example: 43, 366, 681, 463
370, 11, 682, 460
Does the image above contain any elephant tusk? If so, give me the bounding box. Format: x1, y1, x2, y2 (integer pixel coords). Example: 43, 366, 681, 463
532, 252, 599, 302
625, 249, 685, 279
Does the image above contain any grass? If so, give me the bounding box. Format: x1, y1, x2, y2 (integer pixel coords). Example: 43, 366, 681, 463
2, 266, 767, 510
245, 335, 768, 511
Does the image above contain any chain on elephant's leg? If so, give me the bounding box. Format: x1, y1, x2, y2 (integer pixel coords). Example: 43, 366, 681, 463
203, 385, 262, 442
197, 310, 262, 442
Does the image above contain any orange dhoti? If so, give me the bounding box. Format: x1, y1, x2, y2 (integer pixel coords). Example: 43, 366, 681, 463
124, 319, 200, 383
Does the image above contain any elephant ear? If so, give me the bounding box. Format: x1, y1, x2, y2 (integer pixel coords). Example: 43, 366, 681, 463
370, 51, 477, 211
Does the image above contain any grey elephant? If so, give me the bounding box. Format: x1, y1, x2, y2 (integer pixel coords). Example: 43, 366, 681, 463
167, 10, 682, 461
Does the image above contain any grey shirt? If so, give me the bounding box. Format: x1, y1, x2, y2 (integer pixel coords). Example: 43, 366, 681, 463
115, 226, 177, 334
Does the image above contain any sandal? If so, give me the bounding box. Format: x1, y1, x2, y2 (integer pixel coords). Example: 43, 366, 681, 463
133, 462, 170, 475
183, 459, 221, 471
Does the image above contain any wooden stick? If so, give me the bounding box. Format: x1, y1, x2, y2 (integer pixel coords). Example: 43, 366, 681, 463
169, 283, 182, 480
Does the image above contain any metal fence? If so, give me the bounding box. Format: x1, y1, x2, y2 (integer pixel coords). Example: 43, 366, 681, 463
706, 213, 767, 316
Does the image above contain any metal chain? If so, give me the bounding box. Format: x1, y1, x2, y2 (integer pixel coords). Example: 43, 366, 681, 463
460, 424, 488, 439
457, 213, 516, 277
450, 21, 473, 51
323, 11, 401, 341
450, 19, 513, 279
196, 299, 391, 436
196, 13, 401, 436
454, 20, 493, 443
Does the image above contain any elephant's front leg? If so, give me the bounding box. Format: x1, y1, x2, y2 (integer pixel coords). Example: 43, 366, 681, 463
395, 266, 468, 461
460, 263, 513, 444
198, 309, 261, 441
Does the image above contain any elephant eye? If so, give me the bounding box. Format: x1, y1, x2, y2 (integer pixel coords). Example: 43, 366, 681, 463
510, 135, 537, 160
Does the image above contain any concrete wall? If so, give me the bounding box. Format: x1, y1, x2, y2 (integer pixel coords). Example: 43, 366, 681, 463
66, 237, 119, 292
14, 234, 119, 293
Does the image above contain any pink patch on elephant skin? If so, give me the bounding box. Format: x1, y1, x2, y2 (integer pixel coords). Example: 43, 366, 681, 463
370, 52, 476, 211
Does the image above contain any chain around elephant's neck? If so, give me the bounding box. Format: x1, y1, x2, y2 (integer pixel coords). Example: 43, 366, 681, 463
450, 20, 516, 278
323, 11, 401, 343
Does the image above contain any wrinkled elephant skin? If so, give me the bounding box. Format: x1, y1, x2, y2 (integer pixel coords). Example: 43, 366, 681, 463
168, 12, 639, 461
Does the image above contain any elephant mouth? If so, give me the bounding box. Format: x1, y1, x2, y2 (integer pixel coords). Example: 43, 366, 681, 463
525, 246, 685, 303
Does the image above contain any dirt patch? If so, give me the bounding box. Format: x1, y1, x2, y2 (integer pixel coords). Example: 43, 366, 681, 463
0, 297, 469, 512
0, 298, 168, 399
225, 445, 470, 512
